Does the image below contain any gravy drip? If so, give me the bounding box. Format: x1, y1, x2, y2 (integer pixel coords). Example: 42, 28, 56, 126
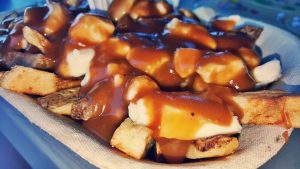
156, 138, 192, 163
81, 39, 141, 142
83, 77, 130, 142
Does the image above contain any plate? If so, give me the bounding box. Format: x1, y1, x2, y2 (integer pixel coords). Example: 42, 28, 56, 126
0, 18, 299, 169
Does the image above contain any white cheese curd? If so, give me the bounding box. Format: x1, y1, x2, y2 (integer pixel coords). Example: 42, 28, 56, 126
126, 85, 139, 101
156, 2, 168, 14
113, 74, 125, 87
193, 7, 216, 23
129, 99, 151, 126
252, 59, 282, 86
66, 48, 95, 77
166, 18, 179, 30
81, 69, 90, 86
194, 116, 242, 138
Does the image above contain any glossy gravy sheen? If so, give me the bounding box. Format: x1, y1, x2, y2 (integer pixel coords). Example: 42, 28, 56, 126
80, 40, 141, 142
79, 9, 255, 161
197, 52, 255, 91
83, 77, 130, 142
144, 91, 233, 133
156, 138, 192, 163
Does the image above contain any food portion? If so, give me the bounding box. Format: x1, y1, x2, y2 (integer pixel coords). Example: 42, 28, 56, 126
0, 0, 299, 164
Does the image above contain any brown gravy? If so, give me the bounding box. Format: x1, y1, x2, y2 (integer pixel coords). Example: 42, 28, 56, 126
144, 91, 233, 132
78, 14, 255, 152
83, 77, 130, 142
212, 19, 236, 31
213, 31, 255, 50
140, 90, 235, 162
156, 138, 192, 163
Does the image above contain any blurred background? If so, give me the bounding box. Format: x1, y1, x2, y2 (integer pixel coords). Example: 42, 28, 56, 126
179, 0, 300, 36
0, 0, 299, 169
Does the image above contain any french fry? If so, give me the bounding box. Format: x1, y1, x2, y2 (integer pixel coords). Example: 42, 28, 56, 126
1, 52, 54, 70
186, 136, 239, 159
38, 87, 80, 115
0, 66, 80, 96
234, 91, 300, 128
154, 136, 238, 160
23, 26, 52, 53
111, 118, 154, 159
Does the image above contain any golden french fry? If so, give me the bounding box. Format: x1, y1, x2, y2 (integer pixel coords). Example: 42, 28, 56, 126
38, 87, 80, 115
0, 66, 80, 96
111, 118, 154, 160
234, 91, 300, 128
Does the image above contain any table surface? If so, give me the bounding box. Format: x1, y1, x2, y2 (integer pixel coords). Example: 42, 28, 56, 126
0, 0, 299, 169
